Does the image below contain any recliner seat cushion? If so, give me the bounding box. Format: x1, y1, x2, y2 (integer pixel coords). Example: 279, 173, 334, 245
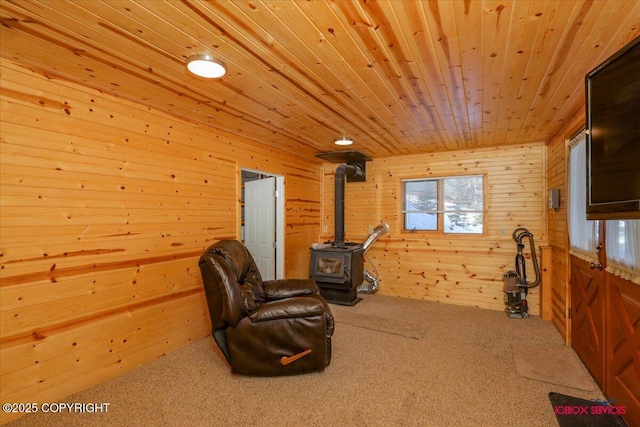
262, 278, 319, 299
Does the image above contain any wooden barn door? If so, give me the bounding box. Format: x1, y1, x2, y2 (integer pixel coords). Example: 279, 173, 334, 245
569, 223, 640, 426
567, 132, 606, 387
567, 132, 639, 424
570, 249, 606, 387
605, 273, 640, 425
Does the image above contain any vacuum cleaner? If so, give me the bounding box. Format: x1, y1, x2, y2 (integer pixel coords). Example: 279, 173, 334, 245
503, 227, 541, 318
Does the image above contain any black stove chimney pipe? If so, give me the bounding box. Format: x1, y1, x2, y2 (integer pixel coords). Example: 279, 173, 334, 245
334, 163, 364, 248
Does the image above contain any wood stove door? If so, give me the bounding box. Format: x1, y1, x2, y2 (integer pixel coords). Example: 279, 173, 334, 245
311, 252, 349, 285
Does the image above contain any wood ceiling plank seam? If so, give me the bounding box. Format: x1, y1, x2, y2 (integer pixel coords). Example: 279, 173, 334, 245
0, 0, 184, 75
450, 0, 485, 148
344, 0, 451, 151
239, 1, 379, 112
326, 0, 443, 153
1, 1, 333, 155
0, 61, 280, 157
364, 0, 450, 150
101, 1, 338, 151
252, 2, 418, 155
1, 0, 638, 158
224, 0, 405, 155
492, 0, 548, 146
0, 36, 184, 104
2, 0, 472, 159
414, 0, 472, 148
374, 0, 454, 151
481, 0, 517, 147
515, 0, 601, 142
423, 0, 470, 148
134, 0, 330, 122
262, 0, 421, 154
5, 58, 319, 155
182, 0, 384, 153
441, 0, 479, 147
0, 3, 292, 140
518, 1, 640, 143
502, 0, 574, 145
551, 12, 640, 136
190, 0, 404, 156
318, 0, 432, 148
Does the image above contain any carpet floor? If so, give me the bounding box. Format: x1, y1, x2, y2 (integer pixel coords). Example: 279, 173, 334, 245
512, 343, 596, 391
5, 295, 605, 427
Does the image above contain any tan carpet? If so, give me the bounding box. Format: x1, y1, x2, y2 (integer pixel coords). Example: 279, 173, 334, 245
512, 343, 596, 391
6, 294, 603, 427
331, 296, 429, 339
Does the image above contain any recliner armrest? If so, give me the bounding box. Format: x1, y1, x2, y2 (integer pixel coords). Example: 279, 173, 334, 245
249, 296, 324, 322
262, 278, 319, 300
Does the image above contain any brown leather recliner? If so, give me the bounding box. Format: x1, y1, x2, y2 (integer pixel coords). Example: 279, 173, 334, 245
198, 240, 334, 376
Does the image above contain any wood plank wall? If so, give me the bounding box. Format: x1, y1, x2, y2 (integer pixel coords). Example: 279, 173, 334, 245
320, 144, 547, 313
0, 61, 321, 423
545, 109, 585, 342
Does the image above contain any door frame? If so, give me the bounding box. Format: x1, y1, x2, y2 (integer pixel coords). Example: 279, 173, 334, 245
241, 168, 285, 279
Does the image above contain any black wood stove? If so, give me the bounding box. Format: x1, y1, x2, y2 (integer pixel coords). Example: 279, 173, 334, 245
310, 243, 364, 305
310, 150, 371, 306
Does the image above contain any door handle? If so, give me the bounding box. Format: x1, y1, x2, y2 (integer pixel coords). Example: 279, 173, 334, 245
589, 262, 603, 271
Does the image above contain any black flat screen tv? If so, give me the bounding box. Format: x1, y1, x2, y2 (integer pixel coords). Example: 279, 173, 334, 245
586, 35, 640, 220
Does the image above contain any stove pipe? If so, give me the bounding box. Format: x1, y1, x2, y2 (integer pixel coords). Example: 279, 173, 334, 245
334, 163, 364, 248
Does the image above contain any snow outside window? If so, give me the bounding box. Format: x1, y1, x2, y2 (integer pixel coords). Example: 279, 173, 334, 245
402, 175, 484, 234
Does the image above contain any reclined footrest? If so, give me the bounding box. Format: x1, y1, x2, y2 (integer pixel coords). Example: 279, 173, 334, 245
280, 349, 312, 366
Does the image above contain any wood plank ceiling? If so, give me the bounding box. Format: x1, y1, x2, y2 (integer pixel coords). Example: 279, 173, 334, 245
1, 0, 639, 160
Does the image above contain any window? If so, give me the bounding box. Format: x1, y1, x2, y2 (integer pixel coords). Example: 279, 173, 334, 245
402, 175, 484, 234
569, 130, 639, 284
568, 131, 599, 262
606, 219, 640, 284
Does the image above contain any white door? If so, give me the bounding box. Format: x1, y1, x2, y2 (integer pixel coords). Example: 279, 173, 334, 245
244, 177, 276, 280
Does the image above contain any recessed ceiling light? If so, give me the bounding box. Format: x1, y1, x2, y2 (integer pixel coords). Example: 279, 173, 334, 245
335, 137, 353, 146
186, 54, 227, 78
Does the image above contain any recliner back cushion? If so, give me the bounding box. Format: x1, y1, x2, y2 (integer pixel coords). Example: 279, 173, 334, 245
211, 240, 267, 312
241, 274, 267, 312
198, 256, 225, 330
203, 253, 246, 327
212, 240, 251, 281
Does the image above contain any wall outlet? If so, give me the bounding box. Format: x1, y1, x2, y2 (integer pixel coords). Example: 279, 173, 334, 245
368, 225, 374, 233
500, 228, 507, 236
323, 225, 328, 233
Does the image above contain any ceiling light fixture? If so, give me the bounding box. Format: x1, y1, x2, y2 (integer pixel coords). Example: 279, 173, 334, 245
186, 54, 227, 78
334, 137, 353, 146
